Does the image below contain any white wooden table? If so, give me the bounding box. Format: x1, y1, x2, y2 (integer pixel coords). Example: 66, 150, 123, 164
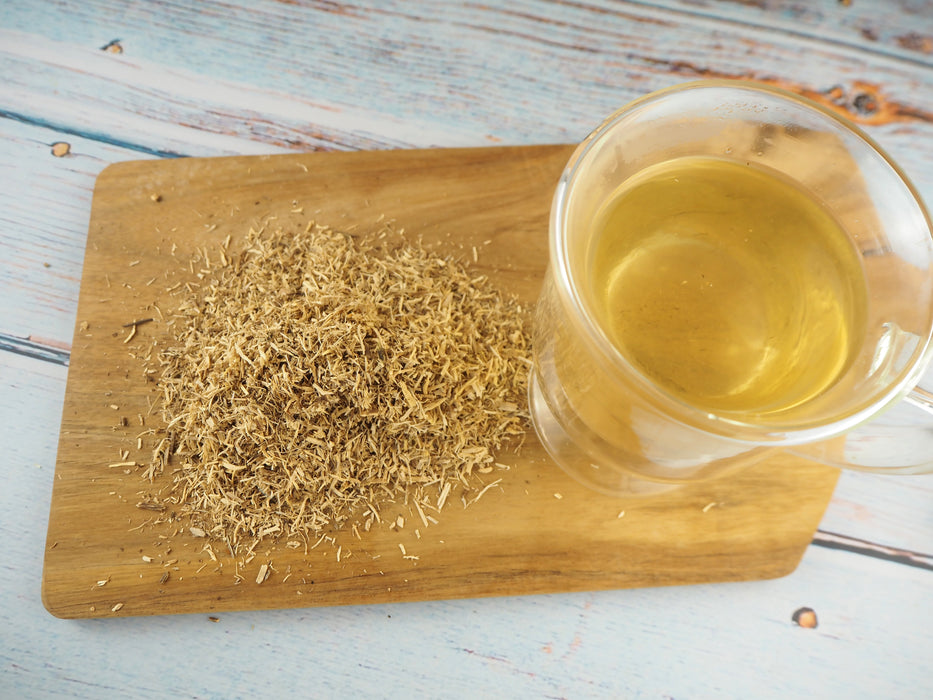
2, 1, 932, 697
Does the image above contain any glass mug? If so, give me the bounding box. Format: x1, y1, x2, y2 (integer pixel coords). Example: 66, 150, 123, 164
528, 80, 933, 496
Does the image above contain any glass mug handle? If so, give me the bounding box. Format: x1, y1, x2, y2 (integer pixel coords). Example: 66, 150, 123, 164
906, 385, 933, 415
790, 359, 933, 474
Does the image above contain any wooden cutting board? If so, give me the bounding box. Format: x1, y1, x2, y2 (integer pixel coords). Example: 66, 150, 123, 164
43, 145, 840, 619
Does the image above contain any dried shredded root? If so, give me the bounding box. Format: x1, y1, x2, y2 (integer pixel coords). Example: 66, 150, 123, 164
146, 223, 529, 553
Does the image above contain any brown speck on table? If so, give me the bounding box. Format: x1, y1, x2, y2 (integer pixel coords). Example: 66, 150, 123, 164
50, 141, 71, 157
792, 606, 818, 628
896, 32, 933, 55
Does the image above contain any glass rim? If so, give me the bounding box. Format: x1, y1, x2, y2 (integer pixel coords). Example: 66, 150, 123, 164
549, 78, 933, 444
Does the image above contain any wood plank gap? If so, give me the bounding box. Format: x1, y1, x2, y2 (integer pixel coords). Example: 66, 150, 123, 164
0, 108, 187, 159
0, 332, 71, 367
813, 529, 933, 571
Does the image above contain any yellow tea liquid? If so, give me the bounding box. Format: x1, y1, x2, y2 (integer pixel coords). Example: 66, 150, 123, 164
589, 156, 867, 417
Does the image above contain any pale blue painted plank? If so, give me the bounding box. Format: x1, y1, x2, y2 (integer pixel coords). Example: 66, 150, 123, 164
0, 117, 154, 345
1, 2, 932, 163
819, 470, 933, 557
2, 38, 933, 344
647, 0, 933, 67
2, 352, 931, 698
3, 1, 933, 697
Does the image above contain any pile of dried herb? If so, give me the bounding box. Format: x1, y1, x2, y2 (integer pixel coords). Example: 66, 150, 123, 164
148, 223, 529, 552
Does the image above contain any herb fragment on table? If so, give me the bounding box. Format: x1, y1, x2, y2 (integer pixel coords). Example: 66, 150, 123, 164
135, 501, 164, 511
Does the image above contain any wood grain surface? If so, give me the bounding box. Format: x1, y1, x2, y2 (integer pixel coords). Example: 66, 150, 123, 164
5, 0, 933, 697
4, 1, 933, 349
43, 145, 840, 618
